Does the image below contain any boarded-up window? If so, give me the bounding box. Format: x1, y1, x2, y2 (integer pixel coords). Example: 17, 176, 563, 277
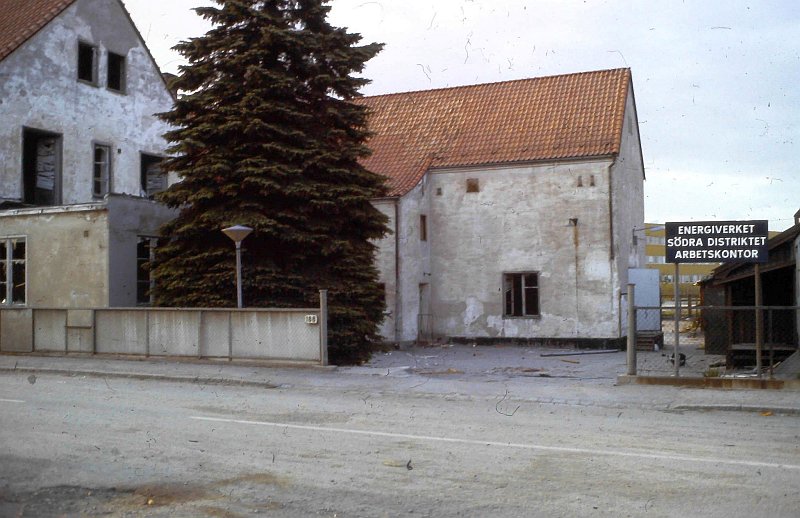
140, 154, 165, 198
22, 128, 61, 206
504, 272, 539, 317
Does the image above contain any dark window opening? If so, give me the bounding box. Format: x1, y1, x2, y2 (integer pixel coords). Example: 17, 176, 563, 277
466, 178, 480, 193
137, 237, 155, 305
22, 128, 62, 206
77, 41, 97, 83
107, 51, 126, 92
1, 237, 26, 306
504, 272, 539, 317
140, 154, 165, 198
420, 214, 427, 241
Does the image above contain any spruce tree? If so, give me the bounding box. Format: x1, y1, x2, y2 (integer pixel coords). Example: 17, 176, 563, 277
152, 0, 389, 364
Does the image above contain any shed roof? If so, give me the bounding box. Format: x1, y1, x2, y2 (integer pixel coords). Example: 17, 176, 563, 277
356, 68, 632, 197
0, 0, 77, 62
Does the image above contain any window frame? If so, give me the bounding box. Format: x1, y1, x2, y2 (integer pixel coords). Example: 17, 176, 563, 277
140, 153, 166, 198
1, 236, 27, 306
77, 40, 98, 85
502, 271, 540, 318
136, 236, 157, 306
106, 50, 126, 93
92, 142, 112, 198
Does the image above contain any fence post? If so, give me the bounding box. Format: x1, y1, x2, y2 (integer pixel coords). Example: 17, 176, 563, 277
673, 263, 680, 377
754, 263, 763, 378
319, 290, 328, 366
626, 283, 636, 376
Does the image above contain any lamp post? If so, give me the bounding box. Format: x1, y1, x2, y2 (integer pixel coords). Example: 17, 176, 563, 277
221, 225, 252, 308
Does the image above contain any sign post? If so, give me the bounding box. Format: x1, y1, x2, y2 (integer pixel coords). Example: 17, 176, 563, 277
665, 220, 768, 376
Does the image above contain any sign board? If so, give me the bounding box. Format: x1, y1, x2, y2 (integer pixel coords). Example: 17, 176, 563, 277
665, 220, 769, 263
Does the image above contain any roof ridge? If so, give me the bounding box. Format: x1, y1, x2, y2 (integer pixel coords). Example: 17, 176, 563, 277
360, 67, 630, 100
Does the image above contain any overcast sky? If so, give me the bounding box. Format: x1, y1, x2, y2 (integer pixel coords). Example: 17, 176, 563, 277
124, 0, 799, 231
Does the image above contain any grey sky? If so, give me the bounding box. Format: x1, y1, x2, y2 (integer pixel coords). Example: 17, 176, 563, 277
124, 0, 799, 230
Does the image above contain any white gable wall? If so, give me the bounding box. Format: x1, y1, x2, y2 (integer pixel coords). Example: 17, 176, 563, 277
611, 82, 647, 288
0, 0, 173, 204
426, 159, 619, 341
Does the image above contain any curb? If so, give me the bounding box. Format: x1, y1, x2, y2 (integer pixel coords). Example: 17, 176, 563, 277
617, 374, 800, 390
0, 366, 281, 389
669, 404, 800, 416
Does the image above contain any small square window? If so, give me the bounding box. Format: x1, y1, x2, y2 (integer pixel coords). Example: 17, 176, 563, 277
107, 51, 126, 92
77, 41, 97, 84
466, 178, 479, 193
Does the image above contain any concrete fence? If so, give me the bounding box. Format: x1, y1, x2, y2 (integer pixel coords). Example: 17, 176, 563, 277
0, 292, 329, 365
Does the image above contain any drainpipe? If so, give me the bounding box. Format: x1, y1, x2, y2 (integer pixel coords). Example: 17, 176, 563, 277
606, 162, 618, 338
570, 218, 579, 338
394, 198, 401, 343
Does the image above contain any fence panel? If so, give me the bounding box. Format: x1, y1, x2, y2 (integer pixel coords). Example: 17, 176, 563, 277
629, 304, 799, 377
1, 306, 326, 364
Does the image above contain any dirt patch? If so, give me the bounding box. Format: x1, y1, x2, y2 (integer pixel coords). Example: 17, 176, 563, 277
490, 367, 545, 377
414, 368, 464, 375
0, 473, 291, 517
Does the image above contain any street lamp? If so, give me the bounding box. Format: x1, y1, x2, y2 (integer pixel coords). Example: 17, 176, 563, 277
221, 225, 252, 308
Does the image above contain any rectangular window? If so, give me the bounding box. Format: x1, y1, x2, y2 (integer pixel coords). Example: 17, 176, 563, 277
22, 128, 62, 206
1, 237, 26, 306
420, 214, 427, 241
77, 41, 97, 84
137, 237, 156, 305
504, 272, 539, 317
140, 154, 165, 198
107, 51, 126, 92
93, 144, 111, 198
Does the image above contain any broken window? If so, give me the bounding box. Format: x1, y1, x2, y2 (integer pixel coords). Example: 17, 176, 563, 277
1, 237, 26, 306
140, 154, 166, 198
77, 41, 97, 84
22, 128, 62, 206
93, 144, 111, 198
107, 51, 126, 92
137, 237, 156, 305
420, 214, 427, 241
504, 272, 539, 317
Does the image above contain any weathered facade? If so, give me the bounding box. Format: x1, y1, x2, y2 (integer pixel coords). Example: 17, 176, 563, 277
0, 0, 175, 308
360, 69, 646, 345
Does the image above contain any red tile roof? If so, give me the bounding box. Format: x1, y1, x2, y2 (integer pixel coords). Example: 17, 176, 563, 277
357, 68, 632, 197
0, 0, 77, 62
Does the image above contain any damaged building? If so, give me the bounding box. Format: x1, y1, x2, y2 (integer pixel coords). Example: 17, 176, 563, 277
358, 68, 646, 346
701, 211, 800, 366
0, 0, 175, 308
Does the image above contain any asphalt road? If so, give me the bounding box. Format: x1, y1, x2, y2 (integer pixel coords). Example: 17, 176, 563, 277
1, 369, 798, 517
